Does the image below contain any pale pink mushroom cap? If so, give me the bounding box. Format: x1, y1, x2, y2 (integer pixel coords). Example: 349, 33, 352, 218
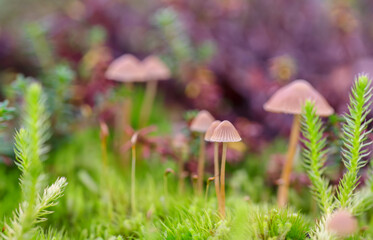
205, 120, 221, 142
327, 210, 358, 237
142, 55, 171, 81
210, 120, 242, 143
190, 110, 215, 133
264, 80, 334, 116
105, 54, 145, 82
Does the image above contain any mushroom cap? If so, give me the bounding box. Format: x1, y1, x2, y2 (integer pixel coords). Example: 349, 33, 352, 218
105, 54, 145, 82
210, 120, 242, 143
205, 120, 221, 142
263, 80, 334, 116
190, 110, 215, 133
327, 210, 358, 237
143, 55, 171, 81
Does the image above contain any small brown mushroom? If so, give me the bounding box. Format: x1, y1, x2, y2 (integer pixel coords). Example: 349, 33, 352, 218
190, 110, 215, 195
139, 55, 171, 127
210, 120, 241, 218
263, 80, 334, 207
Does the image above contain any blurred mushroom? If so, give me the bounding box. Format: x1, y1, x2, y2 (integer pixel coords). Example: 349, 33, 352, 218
105, 54, 144, 156
264, 80, 334, 207
190, 110, 215, 195
139, 55, 171, 127
105, 54, 144, 82
210, 120, 241, 218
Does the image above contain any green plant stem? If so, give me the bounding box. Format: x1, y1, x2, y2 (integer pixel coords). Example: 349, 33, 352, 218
100, 135, 113, 220
197, 133, 205, 195
214, 142, 221, 212
277, 114, 301, 207
100, 137, 108, 178
164, 175, 168, 200
220, 142, 227, 218
131, 144, 136, 215
301, 101, 333, 214
140, 80, 158, 127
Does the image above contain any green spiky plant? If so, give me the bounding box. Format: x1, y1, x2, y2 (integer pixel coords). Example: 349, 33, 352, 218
301, 74, 373, 239
0, 100, 14, 129
1, 82, 67, 240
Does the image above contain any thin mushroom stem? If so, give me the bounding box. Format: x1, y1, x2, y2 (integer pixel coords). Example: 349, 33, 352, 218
100, 126, 113, 220
197, 132, 205, 195
131, 144, 137, 215
178, 154, 185, 194
214, 142, 221, 212
164, 175, 168, 200
277, 114, 301, 207
220, 142, 227, 218
139, 80, 158, 127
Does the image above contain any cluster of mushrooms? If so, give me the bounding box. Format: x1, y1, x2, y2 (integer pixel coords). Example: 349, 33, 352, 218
104, 54, 358, 235
190, 111, 241, 218
105, 54, 171, 127
189, 80, 334, 218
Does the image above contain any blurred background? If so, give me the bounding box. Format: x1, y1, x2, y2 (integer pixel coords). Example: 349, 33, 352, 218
2, 0, 373, 137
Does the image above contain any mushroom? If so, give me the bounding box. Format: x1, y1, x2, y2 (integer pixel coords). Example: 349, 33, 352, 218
105, 54, 145, 83
205, 120, 222, 210
327, 210, 358, 237
106, 54, 144, 157
210, 120, 241, 218
139, 55, 171, 127
190, 110, 215, 195
263, 80, 334, 207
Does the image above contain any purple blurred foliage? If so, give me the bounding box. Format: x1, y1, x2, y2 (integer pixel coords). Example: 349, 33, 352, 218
2, 0, 373, 146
